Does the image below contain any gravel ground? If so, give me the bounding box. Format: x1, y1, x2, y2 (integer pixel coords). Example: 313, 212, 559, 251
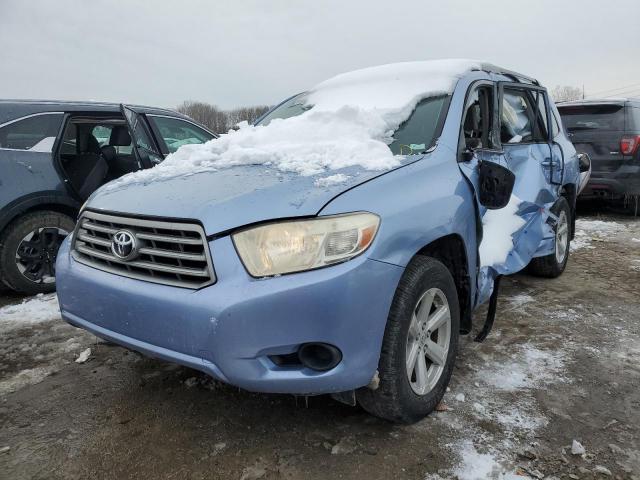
1, 212, 639, 480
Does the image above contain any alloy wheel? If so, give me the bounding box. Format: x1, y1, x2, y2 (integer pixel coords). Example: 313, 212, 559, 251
15, 227, 69, 284
406, 287, 451, 395
555, 210, 569, 264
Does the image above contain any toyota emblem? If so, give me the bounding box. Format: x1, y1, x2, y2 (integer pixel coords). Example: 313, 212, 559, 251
111, 230, 138, 261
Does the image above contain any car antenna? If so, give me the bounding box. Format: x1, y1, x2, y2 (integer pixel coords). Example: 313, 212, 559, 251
474, 275, 502, 342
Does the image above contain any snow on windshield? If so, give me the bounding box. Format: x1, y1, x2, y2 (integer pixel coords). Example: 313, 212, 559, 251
106, 59, 481, 188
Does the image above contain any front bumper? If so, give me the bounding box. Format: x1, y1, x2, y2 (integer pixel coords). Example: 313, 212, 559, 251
56, 235, 403, 395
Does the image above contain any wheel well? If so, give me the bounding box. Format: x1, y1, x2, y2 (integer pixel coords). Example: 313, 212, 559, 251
560, 184, 576, 239
416, 234, 472, 334
1, 203, 78, 234
25, 203, 78, 220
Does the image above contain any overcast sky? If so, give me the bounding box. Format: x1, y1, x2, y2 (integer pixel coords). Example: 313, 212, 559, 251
1, 0, 639, 110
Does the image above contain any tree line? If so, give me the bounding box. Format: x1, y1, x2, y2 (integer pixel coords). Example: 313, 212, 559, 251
176, 101, 271, 134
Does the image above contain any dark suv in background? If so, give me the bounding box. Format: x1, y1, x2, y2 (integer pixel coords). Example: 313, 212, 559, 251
0, 100, 215, 294
557, 98, 640, 205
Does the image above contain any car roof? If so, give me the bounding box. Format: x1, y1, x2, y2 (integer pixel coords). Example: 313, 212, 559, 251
556, 98, 640, 109
0, 99, 191, 124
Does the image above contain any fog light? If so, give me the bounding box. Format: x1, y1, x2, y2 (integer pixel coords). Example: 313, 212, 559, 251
298, 343, 342, 371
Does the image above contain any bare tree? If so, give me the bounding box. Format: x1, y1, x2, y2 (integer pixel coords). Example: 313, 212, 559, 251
551, 85, 583, 103
176, 101, 270, 134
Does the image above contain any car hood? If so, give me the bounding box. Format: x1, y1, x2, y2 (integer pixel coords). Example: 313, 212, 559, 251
86, 165, 401, 235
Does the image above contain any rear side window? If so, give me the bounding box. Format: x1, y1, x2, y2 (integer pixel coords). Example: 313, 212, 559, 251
0, 113, 63, 151
558, 104, 625, 132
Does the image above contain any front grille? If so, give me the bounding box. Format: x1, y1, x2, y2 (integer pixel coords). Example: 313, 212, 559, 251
72, 210, 215, 289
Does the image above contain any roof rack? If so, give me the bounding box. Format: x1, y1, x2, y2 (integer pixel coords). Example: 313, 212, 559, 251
475, 63, 540, 86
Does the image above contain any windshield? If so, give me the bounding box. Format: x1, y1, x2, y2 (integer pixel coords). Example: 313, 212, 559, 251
388, 96, 448, 155
256, 93, 311, 126
256, 93, 447, 155
558, 104, 625, 132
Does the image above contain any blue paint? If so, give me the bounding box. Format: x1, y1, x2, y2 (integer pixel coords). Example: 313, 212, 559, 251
56, 68, 580, 394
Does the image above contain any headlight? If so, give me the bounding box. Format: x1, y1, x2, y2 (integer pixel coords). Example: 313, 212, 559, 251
232, 212, 380, 277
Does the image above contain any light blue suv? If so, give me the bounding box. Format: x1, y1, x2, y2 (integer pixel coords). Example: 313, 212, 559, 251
56, 60, 589, 423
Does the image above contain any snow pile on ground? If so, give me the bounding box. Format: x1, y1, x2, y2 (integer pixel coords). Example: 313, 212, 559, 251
479, 196, 526, 267
0, 366, 57, 396
452, 441, 530, 480
571, 218, 626, 251
0, 293, 60, 333
483, 344, 566, 391
106, 59, 481, 188
504, 293, 534, 311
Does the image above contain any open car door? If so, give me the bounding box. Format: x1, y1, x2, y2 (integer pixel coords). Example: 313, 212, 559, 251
458, 82, 563, 308
120, 104, 164, 169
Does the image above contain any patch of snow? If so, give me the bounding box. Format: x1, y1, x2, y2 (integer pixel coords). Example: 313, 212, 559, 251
106, 59, 481, 188
483, 344, 565, 391
75, 348, 91, 364
571, 219, 626, 251
571, 439, 586, 455
505, 294, 534, 311
455, 393, 466, 402
314, 173, 351, 187
0, 366, 56, 395
632, 237, 640, 243
0, 294, 60, 333
451, 441, 530, 480
479, 195, 526, 267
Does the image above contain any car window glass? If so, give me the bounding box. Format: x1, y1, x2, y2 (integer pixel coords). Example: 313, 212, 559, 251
256, 93, 311, 126
531, 91, 549, 141
551, 110, 561, 138
149, 116, 214, 153
389, 96, 447, 155
558, 104, 625, 132
501, 90, 535, 144
631, 107, 640, 130
0, 113, 63, 151
462, 86, 494, 150
92, 125, 113, 147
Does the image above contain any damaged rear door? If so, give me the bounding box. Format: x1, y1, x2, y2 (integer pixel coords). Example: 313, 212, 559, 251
458, 81, 562, 305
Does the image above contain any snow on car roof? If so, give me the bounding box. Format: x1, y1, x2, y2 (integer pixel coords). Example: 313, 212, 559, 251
105, 59, 483, 189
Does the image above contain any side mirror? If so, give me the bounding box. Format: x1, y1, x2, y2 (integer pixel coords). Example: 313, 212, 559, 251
478, 161, 516, 209
577, 152, 591, 173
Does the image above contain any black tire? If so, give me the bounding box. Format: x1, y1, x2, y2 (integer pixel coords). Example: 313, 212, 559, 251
527, 196, 571, 278
357, 256, 460, 424
0, 211, 75, 294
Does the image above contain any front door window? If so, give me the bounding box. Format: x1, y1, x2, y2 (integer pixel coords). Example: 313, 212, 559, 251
147, 116, 215, 154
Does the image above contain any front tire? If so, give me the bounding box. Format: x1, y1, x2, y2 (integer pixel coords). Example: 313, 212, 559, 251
0, 211, 75, 294
527, 196, 571, 278
357, 256, 460, 424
